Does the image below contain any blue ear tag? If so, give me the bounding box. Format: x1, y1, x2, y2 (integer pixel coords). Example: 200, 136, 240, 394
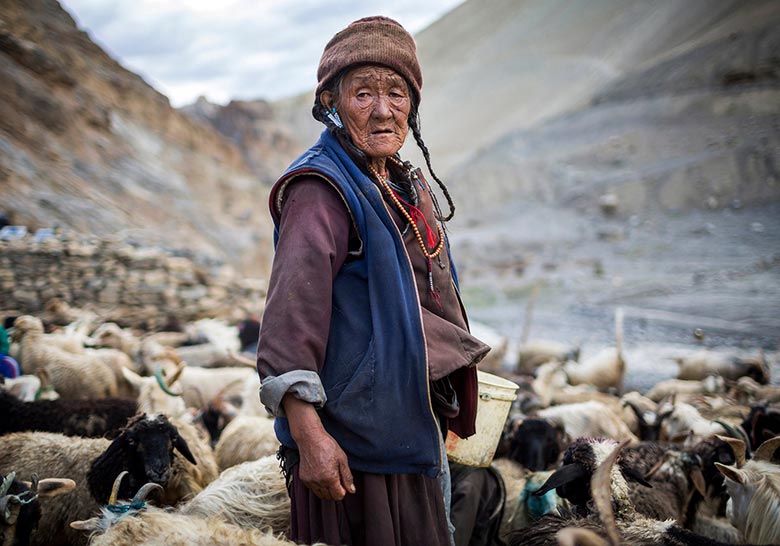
326, 107, 343, 128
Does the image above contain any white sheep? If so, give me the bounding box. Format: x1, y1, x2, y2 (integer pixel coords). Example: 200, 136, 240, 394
170, 365, 257, 410
675, 349, 769, 384
645, 375, 726, 403
181, 454, 289, 535
89, 322, 168, 374
10, 315, 117, 400
658, 401, 728, 445
561, 309, 625, 393
516, 340, 580, 375
84, 347, 137, 398
72, 508, 307, 546
537, 401, 639, 444
715, 436, 780, 544
121, 365, 188, 418
1, 372, 59, 401
214, 414, 278, 471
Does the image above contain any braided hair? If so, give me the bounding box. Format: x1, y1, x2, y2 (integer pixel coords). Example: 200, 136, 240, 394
312, 72, 456, 223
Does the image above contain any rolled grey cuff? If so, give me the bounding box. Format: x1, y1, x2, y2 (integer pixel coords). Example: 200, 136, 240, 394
260, 370, 327, 417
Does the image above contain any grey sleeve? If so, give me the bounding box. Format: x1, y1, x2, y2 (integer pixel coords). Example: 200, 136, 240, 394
259, 370, 327, 417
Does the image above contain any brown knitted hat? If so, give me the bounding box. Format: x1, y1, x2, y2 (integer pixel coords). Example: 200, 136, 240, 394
316, 16, 423, 105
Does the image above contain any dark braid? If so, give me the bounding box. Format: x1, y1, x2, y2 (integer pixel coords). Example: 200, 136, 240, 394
408, 110, 455, 222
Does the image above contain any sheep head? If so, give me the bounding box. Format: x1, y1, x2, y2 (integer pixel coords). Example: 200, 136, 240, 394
534, 438, 650, 516
7, 316, 43, 342
87, 414, 196, 505
507, 417, 565, 471
715, 436, 780, 544
89, 323, 125, 350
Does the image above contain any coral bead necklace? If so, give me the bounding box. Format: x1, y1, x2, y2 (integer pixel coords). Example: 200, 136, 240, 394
367, 161, 445, 307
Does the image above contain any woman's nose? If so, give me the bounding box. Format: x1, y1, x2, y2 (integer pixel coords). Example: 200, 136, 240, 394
371, 95, 392, 119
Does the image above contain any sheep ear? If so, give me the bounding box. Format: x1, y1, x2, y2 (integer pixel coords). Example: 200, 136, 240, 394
24, 478, 76, 498
70, 517, 101, 531
690, 467, 706, 497
173, 432, 197, 465
533, 463, 586, 497
622, 466, 652, 488
715, 462, 745, 484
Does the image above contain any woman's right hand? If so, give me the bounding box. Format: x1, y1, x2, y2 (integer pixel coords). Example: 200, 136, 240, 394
297, 428, 355, 501
282, 394, 356, 501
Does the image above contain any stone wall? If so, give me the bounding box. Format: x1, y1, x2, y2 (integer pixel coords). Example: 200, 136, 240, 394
0, 233, 266, 328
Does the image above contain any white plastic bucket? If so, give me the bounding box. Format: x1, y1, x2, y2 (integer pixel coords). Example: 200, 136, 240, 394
445, 370, 519, 467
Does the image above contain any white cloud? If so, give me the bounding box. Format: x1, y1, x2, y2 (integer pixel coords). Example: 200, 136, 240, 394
60, 0, 464, 107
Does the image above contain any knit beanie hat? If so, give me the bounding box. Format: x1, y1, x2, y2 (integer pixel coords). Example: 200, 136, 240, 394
316, 16, 423, 105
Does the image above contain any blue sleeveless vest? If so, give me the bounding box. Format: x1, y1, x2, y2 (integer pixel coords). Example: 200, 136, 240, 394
268, 130, 444, 477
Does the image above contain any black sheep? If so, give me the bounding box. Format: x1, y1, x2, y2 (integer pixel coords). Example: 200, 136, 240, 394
87, 413, 196, 504
0, 390, 138, 438
510, 439, 773, 546
741, 404, 780, 451
504, 417, 565, 471
0, 413, 196, 546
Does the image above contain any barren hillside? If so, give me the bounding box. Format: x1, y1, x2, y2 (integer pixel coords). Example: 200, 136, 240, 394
405, 0, 780, 353
0, 0, 278, 275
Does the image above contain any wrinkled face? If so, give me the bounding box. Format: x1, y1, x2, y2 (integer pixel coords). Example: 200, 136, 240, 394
326, 65, 412, 160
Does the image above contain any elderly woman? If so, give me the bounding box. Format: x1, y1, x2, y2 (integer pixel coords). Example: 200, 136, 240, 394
256, 16, 489, 546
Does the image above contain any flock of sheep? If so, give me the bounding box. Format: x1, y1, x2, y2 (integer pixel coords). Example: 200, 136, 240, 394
1, 304, 779, 546
482, 310, 779, 545
2, 308, 302, 546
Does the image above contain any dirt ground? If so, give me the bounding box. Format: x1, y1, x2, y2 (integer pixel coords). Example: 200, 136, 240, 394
451, 201, 780, 392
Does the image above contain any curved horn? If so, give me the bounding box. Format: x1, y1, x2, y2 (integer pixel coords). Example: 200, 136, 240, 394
28, 473, 39, 496
556, 528, 609, 546
131, 482, 164, 504
715, 420, 751, 447
109, 471, 129, 505
166, 361, 186, 388
643, 457, 665, 481
0, 495, 20, 525
0, 472, 16, 497
622, 400, 647, 426
715, 435, 746, 468
153, 367, 181, 397
591, 439, 630, 546
213, 378, 245, 406
753, 435, 780, 462
227, 349, 257, 368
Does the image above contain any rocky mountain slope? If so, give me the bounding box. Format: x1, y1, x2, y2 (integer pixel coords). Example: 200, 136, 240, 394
435, 0, 780, 218
0, 0, 278, 275
402, 0, 780, 344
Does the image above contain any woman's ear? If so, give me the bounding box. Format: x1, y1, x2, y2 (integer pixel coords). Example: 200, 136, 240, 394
320, 90, 334, 111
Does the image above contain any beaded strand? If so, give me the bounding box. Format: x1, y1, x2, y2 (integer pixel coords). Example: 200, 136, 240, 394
367, 164, 445, 260
368, 161, 445, 309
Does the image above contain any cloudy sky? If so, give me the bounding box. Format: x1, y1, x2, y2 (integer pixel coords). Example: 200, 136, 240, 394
60, 0, 464, 107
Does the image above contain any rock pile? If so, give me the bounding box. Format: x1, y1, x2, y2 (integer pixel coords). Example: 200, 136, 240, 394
0, 232, 266, 328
